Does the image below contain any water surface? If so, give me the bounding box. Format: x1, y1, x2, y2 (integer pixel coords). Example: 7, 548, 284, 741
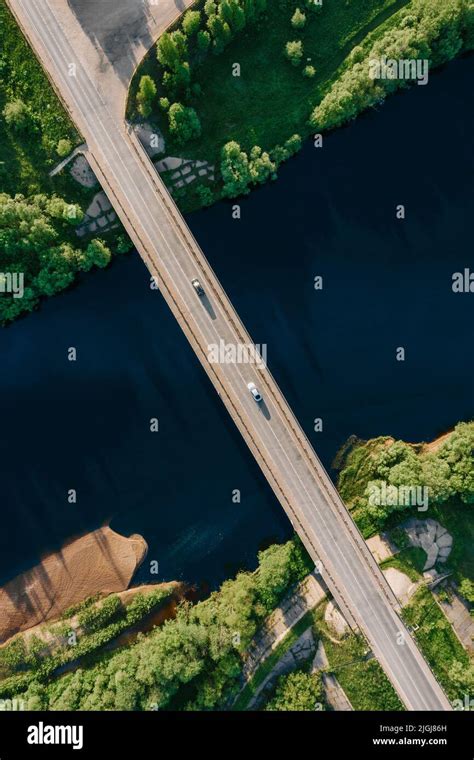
1, 55, 472, 588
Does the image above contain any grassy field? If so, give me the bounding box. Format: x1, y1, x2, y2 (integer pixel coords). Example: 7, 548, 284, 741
380, 547, 427, 582
430, 502, 474, 584
313, 602, 404, 711
403, 586, 470, 700
0, 1, 86, 200
170, 0, 406, 160
130, 0, 409, 208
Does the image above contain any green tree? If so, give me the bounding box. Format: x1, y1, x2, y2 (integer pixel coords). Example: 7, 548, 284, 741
249, 145, 277, 185
3, 99, 29, 130
266, 670, 324, 711
182, 10, 202, 36
137, 75, 157, 118
157, 31, 188, 71
458, 579, 474, 604
82, 239, 112, 270
291, 8, 306, 29
207, 15, 232, 53
447, 659, 474, 695
197, 29, 211, 52
56, 139, 72, 157
285, 40, 304, 66
168, 103, 201, 144
303, 65, 316, 78
220, 141, 252, 196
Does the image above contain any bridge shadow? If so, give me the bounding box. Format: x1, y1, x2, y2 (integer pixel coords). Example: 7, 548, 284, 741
66, 0, 186, 88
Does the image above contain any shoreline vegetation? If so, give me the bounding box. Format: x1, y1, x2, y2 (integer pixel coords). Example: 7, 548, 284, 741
0, 0, 130, 326
129, 0, 474, 212
0, 538, 314, 709
1, 423, 471, 710
335, 421, 474, 542
336, 421, 474, 700
1, 1, 473, 321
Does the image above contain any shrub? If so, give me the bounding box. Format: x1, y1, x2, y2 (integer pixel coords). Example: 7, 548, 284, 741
56, 139, 72, 157
183, 10, 202, 36
78, 595, 124, 633
265, 670, 324, 711
3, 99, 29, 130
168, 103, 201, 144
285, 40, 303, 66
197, 29, 211, 52
291, 8, 306, 29
458, 579, 474, 604
137, 75, 157, 118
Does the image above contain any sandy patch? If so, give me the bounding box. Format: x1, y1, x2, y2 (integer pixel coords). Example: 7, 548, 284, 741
382, 567, 418, 606
0, 527, 147, 644
367, 533, 396, 562
422, 430, 453, 453
324, 601, 349, 637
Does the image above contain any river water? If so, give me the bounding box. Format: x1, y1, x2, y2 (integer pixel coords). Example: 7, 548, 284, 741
1, 55, 472, 588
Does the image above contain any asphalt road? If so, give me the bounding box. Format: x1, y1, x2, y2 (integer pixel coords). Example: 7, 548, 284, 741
8, 0, 452, 711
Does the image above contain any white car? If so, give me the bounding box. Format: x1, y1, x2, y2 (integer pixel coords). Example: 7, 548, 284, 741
191, 278, 205, 297
247, 382, 263, 403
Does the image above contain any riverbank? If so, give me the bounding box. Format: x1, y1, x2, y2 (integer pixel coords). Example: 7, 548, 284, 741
0, 527, 147, 643
335, 421, 474, 559
129, 0, 474, 212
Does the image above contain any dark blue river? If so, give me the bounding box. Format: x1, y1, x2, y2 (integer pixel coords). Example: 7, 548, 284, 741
1, 55, 473, 588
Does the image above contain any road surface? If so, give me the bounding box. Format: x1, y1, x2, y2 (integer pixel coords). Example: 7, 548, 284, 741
6, 0, 452, 710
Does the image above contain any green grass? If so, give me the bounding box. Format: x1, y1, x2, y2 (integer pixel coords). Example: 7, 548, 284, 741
179, 0, 407, 161
0, 0, 92, 206
313, 603, 404, 711
130, 0, 409, 209
402, 585, 469, 700
430, 502, 474, 584
0, 589, 173, 698
380, 547, 427, 582
233, 609, 315, 710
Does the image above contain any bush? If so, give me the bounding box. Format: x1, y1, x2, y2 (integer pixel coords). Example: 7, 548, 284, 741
285, 39, 303, 66
168, 103, 201, 144
3, 99, 29, 130
137, 75, 157, 118
291, 8, 306, 29
197, 29, 211, 52
78, 595, 124, 633
182, 10, 202, 36
458, 579, 474, 604
196, 185, 214, 207
56, 139, 72, 158
265, 670, 324, 711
